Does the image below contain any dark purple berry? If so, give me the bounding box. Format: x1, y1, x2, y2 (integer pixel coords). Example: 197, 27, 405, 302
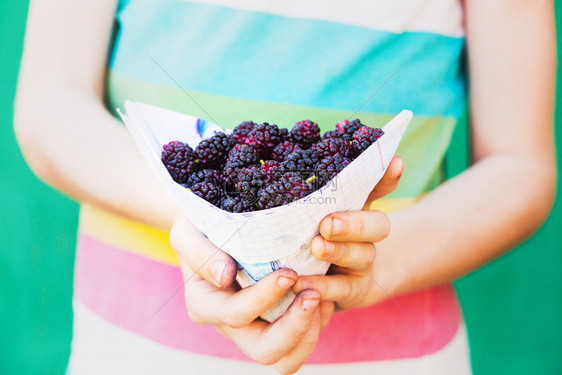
161, 141, 198, 184
186, 169, 222, 188
271, 141, 301, 162
260, 160, 281, 183
313, 138, 353, 159
279, 128, 290, 142
221, 195, 253, 213
290, 120, 321, 148
223, 144, 260, 184
337, 119, 365, 141
245, 122, 282, 156
281, 149, 319, 177
232, 121, 256, 144
257, 172, 310, 209
322, 130, 339, 140
352, 126, 385, 153
234, 166, 264, 204
195, 132, 236, 168
315, 154, 351, 187
190, 181, 222, 205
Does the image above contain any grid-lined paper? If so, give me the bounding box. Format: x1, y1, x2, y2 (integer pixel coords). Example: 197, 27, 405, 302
119, 101, 412, 321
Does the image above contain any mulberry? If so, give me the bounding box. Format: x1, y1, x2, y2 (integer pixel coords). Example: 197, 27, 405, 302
260, 160, 281, 183
161, 141, 198, 184
337, 119, 365, 141
190, 181, 222, 205
271, 141, 301, 162
186, 169, 222, 188
322, 130, 339, 140
234, 166, 264, 204
315, 154, 351, 188
290, 120, 321, 148
223, 144, 260, 184
232, 121, 256, 144
280, 149, 319, 177
195, 132, 236, 168
352, 126, 385, 153
313, 137, 353, 159
257, 172, 310, 209
221, 195, 253, 213
245, 122, 282, 156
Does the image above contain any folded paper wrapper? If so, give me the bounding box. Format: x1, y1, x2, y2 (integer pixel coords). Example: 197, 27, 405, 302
118, 101, 413, 322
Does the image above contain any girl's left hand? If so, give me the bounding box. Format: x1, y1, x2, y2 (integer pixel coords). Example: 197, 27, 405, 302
293, 155, 404, 311
292, 210, 392, 311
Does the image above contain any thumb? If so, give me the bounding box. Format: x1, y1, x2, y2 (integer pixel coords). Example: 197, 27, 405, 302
170, 214, 237, 288
366, 155, 404, 202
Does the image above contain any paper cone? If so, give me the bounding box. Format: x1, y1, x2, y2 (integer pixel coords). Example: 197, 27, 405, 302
118, 101, 412, 322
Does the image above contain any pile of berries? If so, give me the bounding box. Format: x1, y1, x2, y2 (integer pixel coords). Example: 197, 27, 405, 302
161, 119, 383, 212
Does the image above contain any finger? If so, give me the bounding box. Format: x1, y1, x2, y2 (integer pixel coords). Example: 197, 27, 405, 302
366, 155, 404, 202
319, 301, 335, 330
310, 236, 376, 270
293, 274, 364, 306
255, 290, 320, 365
171, 214, 237, 288
318, 210, 390, 243
217, 290, 321, 365
184, 267, 298, 327
274, 308, 322, 374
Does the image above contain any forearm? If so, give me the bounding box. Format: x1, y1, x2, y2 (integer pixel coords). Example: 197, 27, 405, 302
15, 85, 179, 231
376, 151, 556, 298
373, 0, 557, 300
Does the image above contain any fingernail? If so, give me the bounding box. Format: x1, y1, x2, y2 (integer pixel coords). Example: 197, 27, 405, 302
323, 240, 335, 256
278, 276, 295, 289
212, 261, 226, 287
331, 218, 344, 235
302, 298, 320, 312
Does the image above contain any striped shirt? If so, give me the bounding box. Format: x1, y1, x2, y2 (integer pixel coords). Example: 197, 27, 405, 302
68, 1, 471, 373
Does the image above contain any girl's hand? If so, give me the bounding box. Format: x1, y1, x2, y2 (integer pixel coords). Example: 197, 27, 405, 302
293, 210, 391, 311
169, 155, 401, 372
171, 215, 334, 374
293, 156, 404, 311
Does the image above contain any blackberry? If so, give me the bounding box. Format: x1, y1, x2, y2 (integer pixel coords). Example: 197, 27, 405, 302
315, 154, 351, 187
232, 121, 256, 144
313, 138, 353, 159
186, 169, 222, 188
245, 122, 282, 156
220, 195, 253, 213
257, 172, 310, 209
195, 132, 237, 168
271, 141, 301, 162
322, 130, 339, 140
280, 149, 319, 177
190, 181, 222, 206
290, 120, 321, 148
234, 166, 264, 204
223, 144, 260, 184
161, 141, 198, 184
337, 119, 365, 141
260, 160, 281, 183
352, 126, 385, 153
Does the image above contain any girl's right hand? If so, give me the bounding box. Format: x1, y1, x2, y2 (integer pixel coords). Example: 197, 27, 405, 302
171, 215, 334, 374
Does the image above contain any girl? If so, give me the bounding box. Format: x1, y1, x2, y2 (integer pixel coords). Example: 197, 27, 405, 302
15, 0, 556, 373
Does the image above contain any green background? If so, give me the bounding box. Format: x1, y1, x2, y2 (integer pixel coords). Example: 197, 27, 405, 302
1, 2, 560, 374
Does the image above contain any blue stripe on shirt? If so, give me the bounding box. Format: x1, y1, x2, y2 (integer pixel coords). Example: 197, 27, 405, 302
111, 0, 466, 118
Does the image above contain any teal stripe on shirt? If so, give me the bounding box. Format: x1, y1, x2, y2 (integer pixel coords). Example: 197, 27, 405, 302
111, 0, 466, 118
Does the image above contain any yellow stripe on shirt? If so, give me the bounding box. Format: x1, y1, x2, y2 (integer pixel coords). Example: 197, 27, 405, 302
79, 198, 419, 267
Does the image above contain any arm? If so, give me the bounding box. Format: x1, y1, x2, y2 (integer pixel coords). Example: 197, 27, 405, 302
14, 0, 179, 230
15, 3, 337, 373
294, 0, 557, 307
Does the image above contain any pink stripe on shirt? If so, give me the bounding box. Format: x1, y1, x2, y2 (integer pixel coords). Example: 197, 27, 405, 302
75, 233, 461, 363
